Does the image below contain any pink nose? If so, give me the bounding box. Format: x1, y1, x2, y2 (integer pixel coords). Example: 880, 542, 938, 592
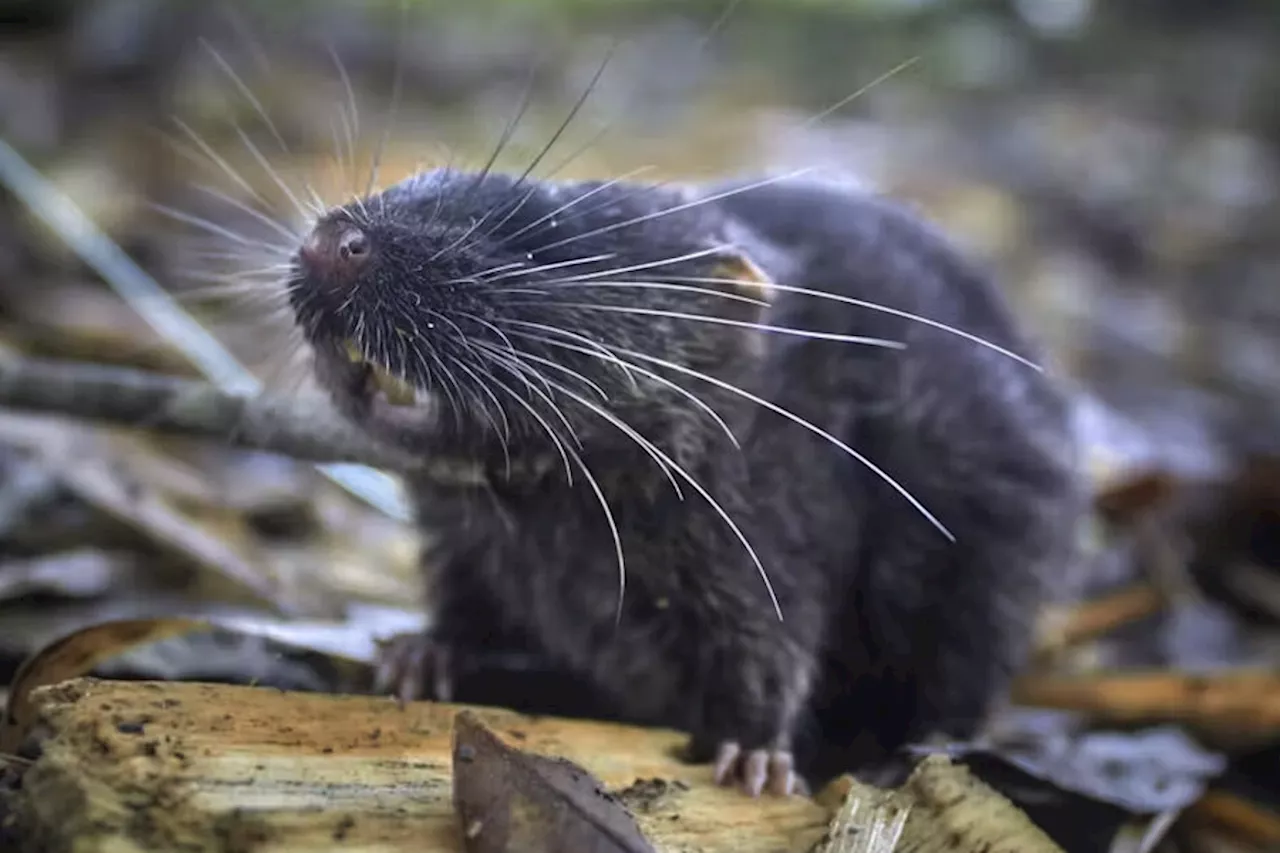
299, 222, 370, 283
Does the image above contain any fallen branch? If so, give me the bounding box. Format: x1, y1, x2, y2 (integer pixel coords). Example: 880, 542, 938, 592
1011, 668, 1280, 738
1033, 582, 1167, 660
1186, 789, 1280, 847
0, 354, 414, 471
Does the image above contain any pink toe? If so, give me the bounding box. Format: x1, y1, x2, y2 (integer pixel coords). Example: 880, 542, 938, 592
743, 750, 769, 797
767, 752, 795, 796
713, 741, 741, 785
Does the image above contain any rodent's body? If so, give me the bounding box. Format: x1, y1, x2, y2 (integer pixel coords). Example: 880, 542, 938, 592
289, 169, 1084, 793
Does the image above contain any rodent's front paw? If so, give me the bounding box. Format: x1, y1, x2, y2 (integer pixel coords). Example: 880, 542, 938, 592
372, 631, 453, 704
710, 739, 807, 798
683, 729, 807, 797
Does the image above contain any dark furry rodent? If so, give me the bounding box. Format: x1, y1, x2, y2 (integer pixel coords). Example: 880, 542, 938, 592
288, 168, 1085, 795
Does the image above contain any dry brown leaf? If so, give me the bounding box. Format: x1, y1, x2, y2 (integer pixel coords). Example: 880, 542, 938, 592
0, 617, 208, 755
451, 709, 657, 853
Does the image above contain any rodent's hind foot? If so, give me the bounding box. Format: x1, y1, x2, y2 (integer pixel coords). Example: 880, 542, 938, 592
712, 740, 808, 797
372, 631, 452, 705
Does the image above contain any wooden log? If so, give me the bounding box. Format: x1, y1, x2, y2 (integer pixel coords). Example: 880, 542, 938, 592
6, 678, 831, 852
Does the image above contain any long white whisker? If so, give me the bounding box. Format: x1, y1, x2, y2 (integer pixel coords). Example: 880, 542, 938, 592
531, 166, 820, 255
192, 184, 301, 243
491, 364, 630, 626
525, 278, 768, 309
303, 185, 327, 216
526, 0, 740, 197
454, 310, 521, 356
462, 41, 621, 255
330, 116, 352, 196
802, 55, 921, 129
465, 260, 527, 280
470, 252, 616, 284
665, 276, 1043, 371
449, 350, 513, 450
486, 340, 612, 403
403, 331, 465, 434
420, 309, 516, 448
499, 325, 741, 450
150, 203, 293, 255
491, 244, 731, 287
325, 41, 359, 179
479, 345, 583, 453
529, 367, 783, 622
606, 343, 955, 542
487, 343, 685, 501
179, 245, 291, 262
233, 124, 310, 222
478, 359, 576, 486
492, 317, 639, 392
429, 215, 488, 263
170, 118, 271, 211
505, 301, 906, 348
515, 41, 618, 190
171, 278, 289, 302
176, 262, 290, 281
199, 38, 291, 154
470, 54, 542, 193
529, 178, 676, 243
574, 450, 628, 626
500, 165, 656, 245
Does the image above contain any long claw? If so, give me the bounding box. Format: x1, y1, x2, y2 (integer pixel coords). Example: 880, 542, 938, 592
709, 739, 800, 798
713, 741, 741, 786
743, 750, 769, 797
372, 633, 451, 706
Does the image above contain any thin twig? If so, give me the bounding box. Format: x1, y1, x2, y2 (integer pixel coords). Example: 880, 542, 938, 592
0, 137, 407, 519
0, 354, 414, 471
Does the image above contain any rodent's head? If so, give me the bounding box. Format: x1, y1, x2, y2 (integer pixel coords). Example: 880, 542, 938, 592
288, 168, 772, 470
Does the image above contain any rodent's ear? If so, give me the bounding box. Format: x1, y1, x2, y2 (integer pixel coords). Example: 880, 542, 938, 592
707, 249, 774, 361
710, 250, 775, 306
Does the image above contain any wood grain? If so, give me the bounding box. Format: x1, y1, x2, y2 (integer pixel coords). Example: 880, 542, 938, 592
8, 678, 831, 852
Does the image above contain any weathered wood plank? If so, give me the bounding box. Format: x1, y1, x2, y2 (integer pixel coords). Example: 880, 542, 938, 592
10, 678, 831, 852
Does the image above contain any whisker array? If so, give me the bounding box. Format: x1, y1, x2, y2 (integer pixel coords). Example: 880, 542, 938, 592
502, 300, 908, 349
166, 6, 1011, 621
523, 358, 784, 622
500, 324, 740, 449
665, 276, 1043, 371
602, 342, 955, 541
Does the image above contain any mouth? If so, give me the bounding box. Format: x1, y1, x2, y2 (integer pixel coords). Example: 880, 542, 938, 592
309, 330, 443, 440
341, 339, 418, 407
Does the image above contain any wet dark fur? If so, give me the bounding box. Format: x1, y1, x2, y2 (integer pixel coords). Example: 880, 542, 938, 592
288, 169, 1085, 788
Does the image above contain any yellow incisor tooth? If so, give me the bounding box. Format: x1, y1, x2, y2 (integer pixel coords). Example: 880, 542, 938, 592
370, 363, 417, 406
342, 339, 364, 364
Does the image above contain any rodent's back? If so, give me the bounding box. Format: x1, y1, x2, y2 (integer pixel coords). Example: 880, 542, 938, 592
705, 176, 1084, 775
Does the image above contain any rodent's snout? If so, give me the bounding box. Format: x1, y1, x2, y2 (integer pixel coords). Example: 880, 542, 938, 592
298, 219, 370, 285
